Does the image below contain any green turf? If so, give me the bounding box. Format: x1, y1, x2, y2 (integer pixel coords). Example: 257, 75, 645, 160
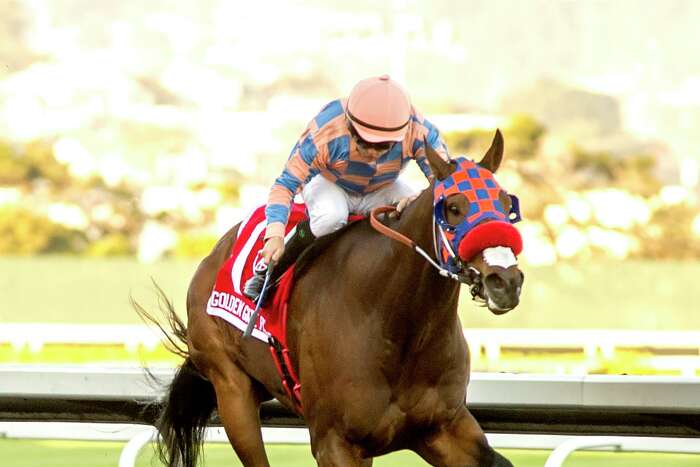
0, 439, 698, 466
1, 256, 699, 330
0, 256, 198, 325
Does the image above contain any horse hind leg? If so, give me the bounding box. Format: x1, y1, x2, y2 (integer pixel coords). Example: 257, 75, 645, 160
414, 407, 513, 467
184, 220, 270, 465
207, 358, 272, 466
152, 355, 271, 467
313, 430, 370, 467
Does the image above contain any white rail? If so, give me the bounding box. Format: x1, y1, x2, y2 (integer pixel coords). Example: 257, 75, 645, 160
2, 365, 700, 412
543, 436, 622, 467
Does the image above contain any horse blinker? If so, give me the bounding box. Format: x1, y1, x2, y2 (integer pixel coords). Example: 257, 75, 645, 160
433, 157, 522, 267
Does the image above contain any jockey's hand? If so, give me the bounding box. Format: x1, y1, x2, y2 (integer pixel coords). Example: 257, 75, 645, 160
394, 194, 418, 218
262, 236, 285, 265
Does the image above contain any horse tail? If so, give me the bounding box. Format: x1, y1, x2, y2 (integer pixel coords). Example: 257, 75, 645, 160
131, 282, 217, 467
156, 357, 216, 467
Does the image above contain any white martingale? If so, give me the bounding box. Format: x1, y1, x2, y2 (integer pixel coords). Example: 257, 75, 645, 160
483, 246, 517, 268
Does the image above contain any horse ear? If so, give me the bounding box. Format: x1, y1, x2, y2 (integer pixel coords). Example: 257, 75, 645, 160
478, 129, 504, 173
424, 137, 452, 180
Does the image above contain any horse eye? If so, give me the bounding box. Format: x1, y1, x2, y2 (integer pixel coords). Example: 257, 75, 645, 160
448, 205, 460, 215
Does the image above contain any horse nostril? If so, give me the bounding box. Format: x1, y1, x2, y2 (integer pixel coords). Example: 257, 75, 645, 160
485, 273, 506, 292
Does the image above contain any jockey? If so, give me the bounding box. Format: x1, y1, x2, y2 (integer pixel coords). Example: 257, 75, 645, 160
244, 74, 450, 302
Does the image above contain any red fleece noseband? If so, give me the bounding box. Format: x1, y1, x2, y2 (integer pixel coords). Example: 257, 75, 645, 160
458, 221, 523, 263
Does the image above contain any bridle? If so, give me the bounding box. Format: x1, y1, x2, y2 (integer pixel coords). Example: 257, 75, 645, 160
369, 205, 486, 303
369, 157, 522, 304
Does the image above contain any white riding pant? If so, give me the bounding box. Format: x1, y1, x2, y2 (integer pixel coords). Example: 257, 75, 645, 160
302, 175, 417, 237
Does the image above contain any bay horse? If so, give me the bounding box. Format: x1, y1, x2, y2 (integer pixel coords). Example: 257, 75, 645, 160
137, 130, 524, 466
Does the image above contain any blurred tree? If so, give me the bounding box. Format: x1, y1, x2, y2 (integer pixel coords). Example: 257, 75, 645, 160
174, 231, 218, 257
0, 140, 29, 184
0, 207, 84, 254
505, 114, 545, 160
86, 233, 133, 256
442, 114, 545, 161
45, 225, 88, 253
501, 79, 622, 137
443, 128, 495, 157
0, 139, 74, 187
209, 181, 239, 204
23, 140, 72, 187
634, 205, 700, 259
569, 147, 661, 196
117, 121, 192, 171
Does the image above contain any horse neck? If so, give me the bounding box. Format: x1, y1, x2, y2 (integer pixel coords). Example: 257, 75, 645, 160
381, 185, 461, 340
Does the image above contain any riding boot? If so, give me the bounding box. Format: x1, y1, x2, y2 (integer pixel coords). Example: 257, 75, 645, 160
243, 219, 316, 305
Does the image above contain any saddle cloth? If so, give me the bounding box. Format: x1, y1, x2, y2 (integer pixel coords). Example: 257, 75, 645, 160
206, 203, 308, 343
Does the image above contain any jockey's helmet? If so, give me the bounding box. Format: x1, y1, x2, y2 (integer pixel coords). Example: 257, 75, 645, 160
346, 75, 411, 143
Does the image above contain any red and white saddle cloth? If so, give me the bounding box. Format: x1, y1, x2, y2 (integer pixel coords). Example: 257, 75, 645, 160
207, 203, 364, 411
206, 203, 308, 411
206, 202, 308, 344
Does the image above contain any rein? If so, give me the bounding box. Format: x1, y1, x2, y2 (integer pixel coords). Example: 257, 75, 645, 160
369, 206, 483, 299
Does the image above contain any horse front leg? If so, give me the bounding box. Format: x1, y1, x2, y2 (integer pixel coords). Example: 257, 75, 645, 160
312, 429, 371, 467
414, 407, 513, 467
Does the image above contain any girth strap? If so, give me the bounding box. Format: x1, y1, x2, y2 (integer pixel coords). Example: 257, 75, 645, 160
268, 335, 303, 413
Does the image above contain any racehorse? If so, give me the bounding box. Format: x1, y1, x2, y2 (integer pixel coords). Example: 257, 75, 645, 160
136, 130, 524, 466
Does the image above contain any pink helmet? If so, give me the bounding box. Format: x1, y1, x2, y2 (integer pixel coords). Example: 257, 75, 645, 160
346, 74, 411, 143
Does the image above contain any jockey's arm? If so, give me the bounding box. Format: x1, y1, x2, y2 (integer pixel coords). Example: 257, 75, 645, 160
412, 118, 450, 180
264, 136, 326, 241
393, 123, 447, 216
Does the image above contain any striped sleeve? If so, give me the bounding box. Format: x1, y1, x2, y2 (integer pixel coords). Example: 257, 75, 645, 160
410, 117, 449, 179
265, 132, 324, 238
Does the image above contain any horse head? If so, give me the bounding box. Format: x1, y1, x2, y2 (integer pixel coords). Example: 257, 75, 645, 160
425, 130, 524, 314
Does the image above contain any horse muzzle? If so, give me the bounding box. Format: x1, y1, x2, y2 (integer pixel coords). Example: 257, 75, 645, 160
482, 268, 524, 314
